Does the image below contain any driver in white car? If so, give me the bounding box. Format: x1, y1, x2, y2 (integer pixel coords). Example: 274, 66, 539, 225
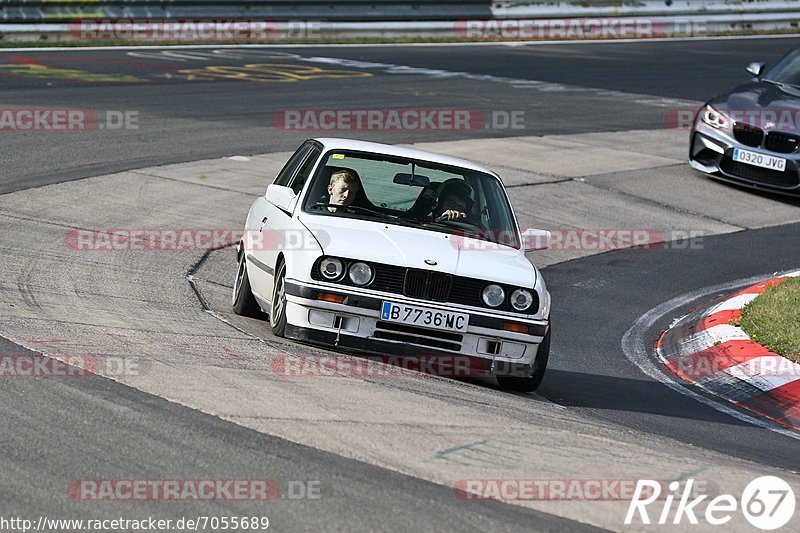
434, 180, 474, 221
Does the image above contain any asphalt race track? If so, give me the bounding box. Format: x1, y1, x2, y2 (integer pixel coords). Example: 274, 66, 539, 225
1, 37, 800, 531
0, 37, 793, 193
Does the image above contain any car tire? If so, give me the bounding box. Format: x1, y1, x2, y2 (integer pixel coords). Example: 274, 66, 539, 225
270, 259, 288, 337
496, 326, 550, 392
232, 246, 260, 317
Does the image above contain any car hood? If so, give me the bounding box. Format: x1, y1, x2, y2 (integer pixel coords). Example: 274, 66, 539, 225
709, 81, 800, 132
298, 214, 537, 287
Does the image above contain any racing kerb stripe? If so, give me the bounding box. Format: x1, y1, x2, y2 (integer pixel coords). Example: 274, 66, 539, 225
656, 271, 800, 431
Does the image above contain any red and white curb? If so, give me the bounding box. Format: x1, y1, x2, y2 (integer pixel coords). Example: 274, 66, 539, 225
657, 271, 800, 431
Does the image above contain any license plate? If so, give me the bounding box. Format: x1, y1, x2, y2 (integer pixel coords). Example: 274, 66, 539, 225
732, 147, 786, 172
380, 302, 469, 333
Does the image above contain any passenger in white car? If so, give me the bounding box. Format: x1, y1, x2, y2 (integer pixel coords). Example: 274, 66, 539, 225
326, 168, 361, 212
308, 168, 363, 213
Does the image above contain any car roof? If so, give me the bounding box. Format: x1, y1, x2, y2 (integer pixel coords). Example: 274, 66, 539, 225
313, 138, 499, 177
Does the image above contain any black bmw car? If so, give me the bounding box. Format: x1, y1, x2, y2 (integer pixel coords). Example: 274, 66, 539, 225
690, 48, 800, 196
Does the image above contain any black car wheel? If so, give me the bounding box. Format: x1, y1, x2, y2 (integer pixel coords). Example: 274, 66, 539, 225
270, 259, 288, 337
232, 246, 260, 317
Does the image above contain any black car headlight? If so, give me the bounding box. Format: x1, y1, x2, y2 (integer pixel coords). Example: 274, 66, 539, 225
348, 262, 373, 286
701, 105, 730, 130
319, 257, 344, 280
510, 289, 534, 312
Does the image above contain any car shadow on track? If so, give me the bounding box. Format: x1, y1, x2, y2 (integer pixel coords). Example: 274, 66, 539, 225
707, 175, 800, 206
536, 368, 759, 427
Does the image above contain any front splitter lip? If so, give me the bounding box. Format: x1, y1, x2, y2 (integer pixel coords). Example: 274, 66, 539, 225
692, 164, 800, 198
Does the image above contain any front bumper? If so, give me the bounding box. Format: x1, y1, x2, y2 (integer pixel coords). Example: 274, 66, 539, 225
282, 279, 549, 378
689, 124, 800, 196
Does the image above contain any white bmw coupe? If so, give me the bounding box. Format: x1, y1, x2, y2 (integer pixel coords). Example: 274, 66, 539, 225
232, 138, 552, 391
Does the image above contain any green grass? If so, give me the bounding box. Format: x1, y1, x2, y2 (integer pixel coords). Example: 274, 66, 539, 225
739, 277, 800, 363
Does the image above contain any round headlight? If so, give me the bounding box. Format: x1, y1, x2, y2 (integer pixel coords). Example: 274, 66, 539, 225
482, 284, 505, 307
348, 262, 373, 286
319, 257, 344, 280
510, 289, 534, 311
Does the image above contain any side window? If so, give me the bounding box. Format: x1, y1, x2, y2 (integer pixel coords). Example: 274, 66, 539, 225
290, 146, 321, 195
273, 143, 313, 187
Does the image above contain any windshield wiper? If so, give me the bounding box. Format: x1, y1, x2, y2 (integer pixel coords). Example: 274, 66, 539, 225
763, 79, 800, 89
311, 202, 396, 219
343, 205, 401, 220
419, 220, 490, 239
312, 203, 423, 228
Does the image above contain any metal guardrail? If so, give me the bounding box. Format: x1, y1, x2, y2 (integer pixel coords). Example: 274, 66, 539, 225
2, 0, 798, 22
0, 0, 798, 40
494, 0, 800, 16
0, 1, 493, 23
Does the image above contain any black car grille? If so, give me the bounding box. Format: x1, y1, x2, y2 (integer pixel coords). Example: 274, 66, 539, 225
720, 156, 799, 187
404, 269, 452, 301
733, 123, 763, 147
731, 122, 800, 154
764, 132, 800, 154
370, 264, 405, 294
448, 277, 486, 308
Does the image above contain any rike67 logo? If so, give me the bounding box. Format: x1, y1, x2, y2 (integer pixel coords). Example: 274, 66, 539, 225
626, 476, 795, 530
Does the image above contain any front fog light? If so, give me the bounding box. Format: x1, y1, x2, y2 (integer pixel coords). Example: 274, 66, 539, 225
510, 289, 534, 311
482, 284, 505, 307
348, 262, 373, 286
320, 257, 344, 280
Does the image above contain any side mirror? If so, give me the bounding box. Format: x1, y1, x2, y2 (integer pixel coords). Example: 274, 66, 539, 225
746, 62, 765, 79
521, 229, 551, 252
265, 184, 297, 213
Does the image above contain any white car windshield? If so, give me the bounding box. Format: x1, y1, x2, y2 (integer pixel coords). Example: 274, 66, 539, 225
302, 150, 521, 249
